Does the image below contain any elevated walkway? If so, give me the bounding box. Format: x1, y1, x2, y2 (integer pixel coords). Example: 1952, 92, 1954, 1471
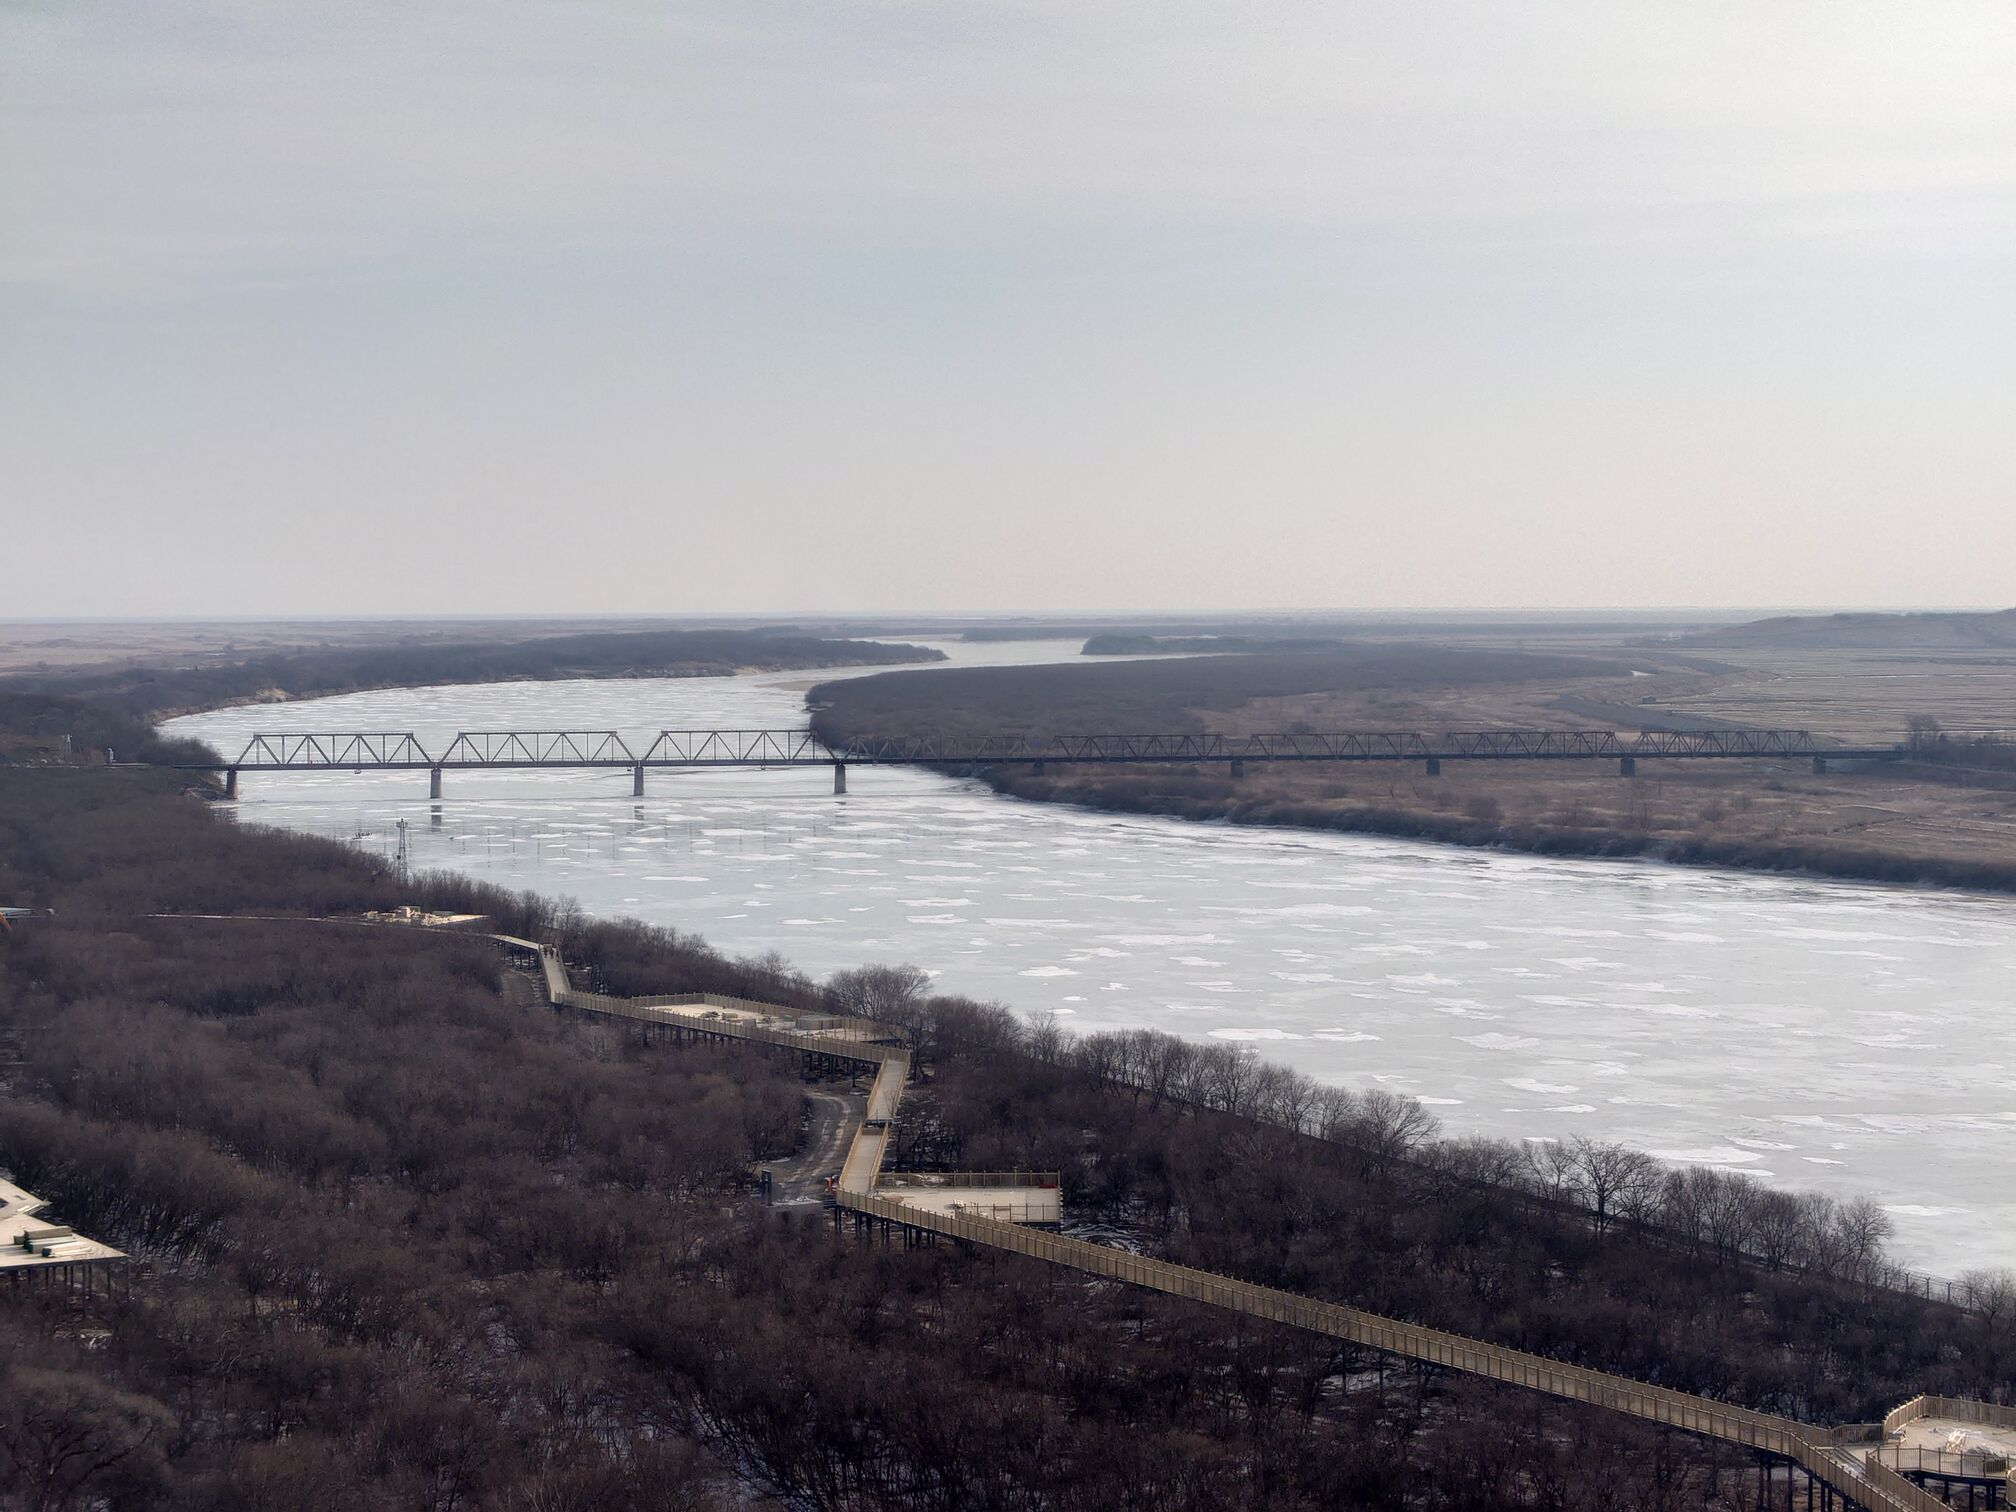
504, 935, 1999, 1512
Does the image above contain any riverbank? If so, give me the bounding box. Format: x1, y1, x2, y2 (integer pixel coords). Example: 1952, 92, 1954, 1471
4, 625, 943, 727
981, 763, 2016, 895
811, 648, 2016, 897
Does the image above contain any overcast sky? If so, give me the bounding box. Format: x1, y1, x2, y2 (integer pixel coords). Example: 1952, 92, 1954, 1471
4, 1, 2011, 618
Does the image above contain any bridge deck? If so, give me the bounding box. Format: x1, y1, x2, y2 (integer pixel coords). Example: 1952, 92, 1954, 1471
175, 725, 1903, 772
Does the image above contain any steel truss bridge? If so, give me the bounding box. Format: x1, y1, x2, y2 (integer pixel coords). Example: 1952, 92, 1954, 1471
180, 726, 1903, 798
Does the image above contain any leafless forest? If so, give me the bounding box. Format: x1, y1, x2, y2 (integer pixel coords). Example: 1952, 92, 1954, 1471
2, 714, 2012, 1507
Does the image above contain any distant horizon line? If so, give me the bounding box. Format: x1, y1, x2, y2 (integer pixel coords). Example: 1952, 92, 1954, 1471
3, 604, 2013, 630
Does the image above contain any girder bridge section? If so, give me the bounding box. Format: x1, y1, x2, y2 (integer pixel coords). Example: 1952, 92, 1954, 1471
188, 726, 1902, 799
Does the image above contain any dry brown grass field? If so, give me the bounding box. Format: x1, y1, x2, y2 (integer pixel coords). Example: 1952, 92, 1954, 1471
817, 633, 2016, 890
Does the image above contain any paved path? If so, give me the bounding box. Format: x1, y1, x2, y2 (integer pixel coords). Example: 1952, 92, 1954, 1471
768, 1089, 859, 1204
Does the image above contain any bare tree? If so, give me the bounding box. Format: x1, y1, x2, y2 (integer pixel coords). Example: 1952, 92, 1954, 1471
0, 1367, 171, 1512
1354, 1089, 1440, 1174
824, 963, 929, 1036
1524, 1139, 1585, 1205
1568, 1138, 1660, 1232
1831, 1195, 1895, 1284
1022, 1010, 1067, 1065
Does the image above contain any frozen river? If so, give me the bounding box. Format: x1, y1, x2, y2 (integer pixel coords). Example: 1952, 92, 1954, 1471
166, 640, 2016, 1273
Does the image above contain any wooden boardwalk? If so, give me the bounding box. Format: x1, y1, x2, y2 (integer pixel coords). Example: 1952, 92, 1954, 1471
509, 938, 1985, 1512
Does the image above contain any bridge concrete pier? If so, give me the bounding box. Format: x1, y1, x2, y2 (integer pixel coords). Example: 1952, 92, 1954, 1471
632, 764, 646, 797
1620, 756, 1637, 777
429, 767, 443, 800
1813, 755, 1829, 775
1229, 758, 1244, 779
1425, 757, 1441, 777
223, 768, 238, 801
833, 762, 847, 796
1032, 760, 1044, 776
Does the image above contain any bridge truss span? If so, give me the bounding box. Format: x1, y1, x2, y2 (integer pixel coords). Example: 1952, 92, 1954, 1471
641, 728, 841, 766
436, 730, 637, 767
231, 731, 436, 770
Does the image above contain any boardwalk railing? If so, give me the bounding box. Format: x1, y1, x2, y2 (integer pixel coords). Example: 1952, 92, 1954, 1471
835, 1190, 1944, 1512
1884, 1395, 2016, 1438
878, 1171, 1060, 1190
1871, 1446, 2011, 1478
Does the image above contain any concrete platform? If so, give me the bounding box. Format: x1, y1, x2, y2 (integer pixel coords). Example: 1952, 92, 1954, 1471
0, 1178, 123, 1271
1895, 1417, 2016, 1461
875, 1173, 1061, 1225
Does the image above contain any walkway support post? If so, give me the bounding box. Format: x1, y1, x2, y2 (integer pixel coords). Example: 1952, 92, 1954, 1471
1620, 756, 1637, 777
223, 768, 238, 800
429, 766, 443, 800
632, 764, 646, 797
833, 762, 847, 797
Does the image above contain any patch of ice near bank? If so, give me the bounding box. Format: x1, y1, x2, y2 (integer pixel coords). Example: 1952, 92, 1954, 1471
1650, 1145, 1765, 1166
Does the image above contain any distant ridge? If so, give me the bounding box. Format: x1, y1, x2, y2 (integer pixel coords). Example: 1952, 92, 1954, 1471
1682, 608, 2016, 649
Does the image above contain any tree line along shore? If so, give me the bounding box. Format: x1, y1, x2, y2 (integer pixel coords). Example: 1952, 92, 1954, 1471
1, 665, 2013, 1507
1, 626, 940, 731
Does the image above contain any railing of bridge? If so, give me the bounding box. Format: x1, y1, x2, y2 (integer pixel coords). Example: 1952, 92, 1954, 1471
1862, 1462, 1961, 1512
877, 1171, 1060, 1190
621, 992, 901, 1044
1885, 1396, 2016, 1438
862, 1058, 906, 1126
1870, 1445, 2011, 1479
546, 986, 909, 1063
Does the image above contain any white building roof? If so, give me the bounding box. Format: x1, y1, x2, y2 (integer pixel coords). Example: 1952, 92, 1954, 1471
0, 1177, 124, 1269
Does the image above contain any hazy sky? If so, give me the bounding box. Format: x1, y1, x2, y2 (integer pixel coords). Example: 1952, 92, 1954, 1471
4, 2, 2012, 617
